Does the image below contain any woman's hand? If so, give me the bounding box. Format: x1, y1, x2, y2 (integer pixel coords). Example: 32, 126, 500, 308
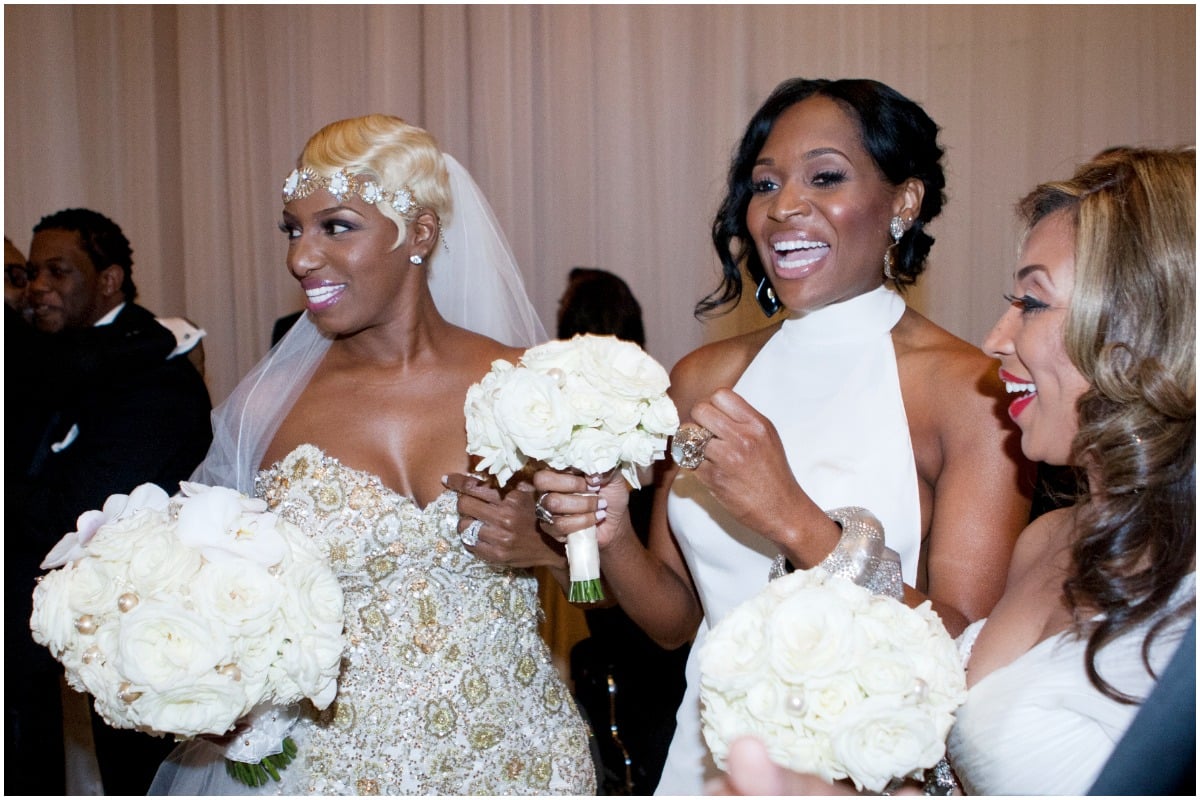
529, 468, 630, 549
686, 389, 836, 563
443, 473, 566, 569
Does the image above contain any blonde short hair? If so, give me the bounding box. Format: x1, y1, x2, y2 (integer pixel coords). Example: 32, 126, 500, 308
297, 114, 452, 249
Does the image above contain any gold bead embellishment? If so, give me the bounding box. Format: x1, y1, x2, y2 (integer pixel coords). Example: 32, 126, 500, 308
75, 615, 97, 635
81, 645, 102, 664
118, 681, 143, 703
117, 592, 140, 613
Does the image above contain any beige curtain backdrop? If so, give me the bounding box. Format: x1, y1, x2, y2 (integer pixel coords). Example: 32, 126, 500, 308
6, 5, 1194, 405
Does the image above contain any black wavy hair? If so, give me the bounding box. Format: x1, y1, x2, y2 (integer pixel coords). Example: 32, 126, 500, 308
700, 77, 946, 317
33, 208, 137, 301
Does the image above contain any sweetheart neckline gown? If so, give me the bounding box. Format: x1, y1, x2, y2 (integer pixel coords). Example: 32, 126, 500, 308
948, 573, 1194, 795
150, 444, 596, 795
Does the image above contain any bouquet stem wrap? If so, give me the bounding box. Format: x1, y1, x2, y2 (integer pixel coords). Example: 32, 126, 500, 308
565, 526, 603, 602
464, 334, 679, 604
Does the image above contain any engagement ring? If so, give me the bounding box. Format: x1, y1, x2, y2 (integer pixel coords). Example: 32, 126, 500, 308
461, 519, 483, 547
671, 423, 715, 470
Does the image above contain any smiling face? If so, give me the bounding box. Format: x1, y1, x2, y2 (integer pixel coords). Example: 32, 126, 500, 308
745, 96, 920, 313
27, 228, 120, 332
280, 188, 414, 336
984, 210, 1091, 465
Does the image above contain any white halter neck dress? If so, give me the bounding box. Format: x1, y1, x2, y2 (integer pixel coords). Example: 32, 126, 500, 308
655, 286, 923, 794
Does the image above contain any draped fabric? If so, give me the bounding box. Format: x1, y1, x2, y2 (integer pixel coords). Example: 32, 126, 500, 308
4, 5, 1194, 407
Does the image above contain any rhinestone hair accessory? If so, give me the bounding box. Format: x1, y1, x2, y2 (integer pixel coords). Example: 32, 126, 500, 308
282, 167, 420, 219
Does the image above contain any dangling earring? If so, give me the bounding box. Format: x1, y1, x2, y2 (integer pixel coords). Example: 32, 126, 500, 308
755, 275, 782, 317
883, 216, 905, 281
409, 254, 423, 265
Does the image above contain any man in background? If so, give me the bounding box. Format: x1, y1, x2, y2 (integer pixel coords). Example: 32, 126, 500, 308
6, 208, 213, 795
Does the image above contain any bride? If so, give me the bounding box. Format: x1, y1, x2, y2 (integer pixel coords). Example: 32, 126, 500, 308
150, 114, 595, 795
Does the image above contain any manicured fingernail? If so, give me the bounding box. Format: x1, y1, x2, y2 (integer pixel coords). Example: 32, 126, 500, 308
597, 499, 608, 510
596, 508, 607, 522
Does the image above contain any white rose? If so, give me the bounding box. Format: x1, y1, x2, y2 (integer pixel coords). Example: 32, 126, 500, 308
281, 558, 344, 635
491, 368, 574, 460
130, 670, 251, 737
767, 587, 861, 680
116, 600, 230, 693
830, 696, 945, 792
640, 394, 680, 437
125, 526, 204, 597
797, 672, 866, 733
558, 373, 610, 429
279, 631, 343, 708
190, 558, 284, 639
577, 335, 670, 400
67, 557, 123, 617
519, 338, 583, 374
618, 427, 663, 467
30, 566, 81, 656
851, 646, 918, 700
700, 600, 769, 694
85, 511, 167, 572
556, 427, 623, 476
76, 654, 134, 730
465, 364, 527, 483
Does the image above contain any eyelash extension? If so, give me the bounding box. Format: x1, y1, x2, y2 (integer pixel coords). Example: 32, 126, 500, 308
812, 169, 847, 185
1003, 293, 1051, 313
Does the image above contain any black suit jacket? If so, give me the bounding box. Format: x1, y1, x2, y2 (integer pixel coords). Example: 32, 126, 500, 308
7, 303, 213, 674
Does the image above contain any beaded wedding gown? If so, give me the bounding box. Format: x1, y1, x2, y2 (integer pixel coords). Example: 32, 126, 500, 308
151, 444, 596, 795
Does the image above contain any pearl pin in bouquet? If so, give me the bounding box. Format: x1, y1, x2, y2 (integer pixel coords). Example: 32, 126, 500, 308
464, 333, 679, 602
699, 567, 966, 793
30, 482, 345, 787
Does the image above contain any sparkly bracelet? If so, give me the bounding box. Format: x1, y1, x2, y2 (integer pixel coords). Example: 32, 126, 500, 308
768, 506, 904, 600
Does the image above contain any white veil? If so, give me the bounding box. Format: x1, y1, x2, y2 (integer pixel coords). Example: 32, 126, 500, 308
191, 154, 547, 494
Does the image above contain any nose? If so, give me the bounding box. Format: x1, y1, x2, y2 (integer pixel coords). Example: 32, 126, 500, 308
983, 305, 1019, 360
767, 179, 811, 222
27, 265, 52, 297
287, 234, 321, 279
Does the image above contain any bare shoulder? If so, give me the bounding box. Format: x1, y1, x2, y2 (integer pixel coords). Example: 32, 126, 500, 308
443, 326, 524, 381
1006, 506, 1074, 585
669, 323, 780, 422
894, 307, 999, 392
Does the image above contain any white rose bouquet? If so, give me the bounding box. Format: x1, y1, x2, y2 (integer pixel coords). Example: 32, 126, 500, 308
464, 333, 679, 602
30, 482, 345, 787
699, 568, 966, 793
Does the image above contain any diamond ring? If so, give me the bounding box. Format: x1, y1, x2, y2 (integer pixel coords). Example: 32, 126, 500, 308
534, 493, 555, 525
671, 422, 715, 470
461, 519, 483, 547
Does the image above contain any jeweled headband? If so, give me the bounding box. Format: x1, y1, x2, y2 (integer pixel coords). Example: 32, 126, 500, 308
282, 167, 419, 219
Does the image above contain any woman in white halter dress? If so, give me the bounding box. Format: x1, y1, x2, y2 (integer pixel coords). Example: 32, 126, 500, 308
709, 147, 1197, 796
531, 78, 1032, 794
149, 115, 595, 795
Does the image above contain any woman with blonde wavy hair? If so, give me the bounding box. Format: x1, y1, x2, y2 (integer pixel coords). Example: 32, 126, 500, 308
150, 114, 595, 795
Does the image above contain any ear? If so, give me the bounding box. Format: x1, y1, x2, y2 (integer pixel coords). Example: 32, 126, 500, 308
892, 178, 925, 226
407, 209, 440, 259
97, 264, 124, 299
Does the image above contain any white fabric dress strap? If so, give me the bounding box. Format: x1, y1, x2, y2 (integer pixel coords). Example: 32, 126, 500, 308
656, 285, 922, 795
